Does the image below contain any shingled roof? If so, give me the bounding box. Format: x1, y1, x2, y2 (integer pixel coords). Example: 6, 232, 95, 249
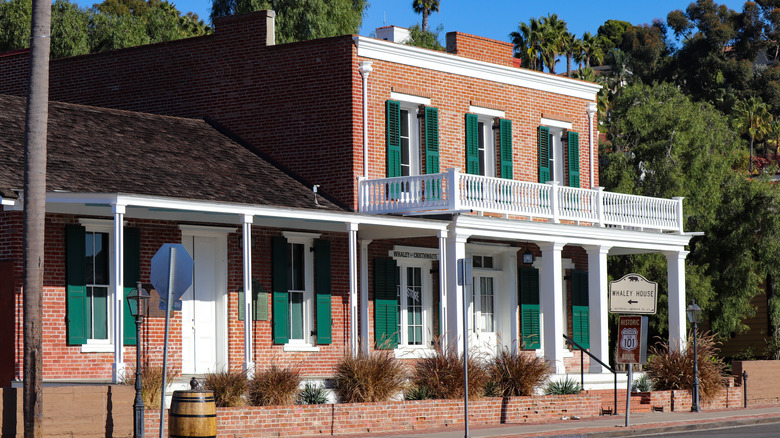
0, 95, 342, 211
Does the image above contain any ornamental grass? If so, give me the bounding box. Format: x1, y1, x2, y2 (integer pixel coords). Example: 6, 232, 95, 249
248, 364, 301, 406
486, 347, 552, 397
122, 363, 178, 409
409, 345, 489, 400
333, 350, 407, 403
204, 367, 249, 407
643, 330, 726, 401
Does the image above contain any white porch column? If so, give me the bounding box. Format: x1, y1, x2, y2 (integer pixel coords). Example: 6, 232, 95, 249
586, 102, 598, 188
540, 242, 566, 374
112, 204, 126, 383
445, 230, 469, 354
437, 230, 448, 351
585, 244, 611, 373
666, 250, 689, 351
348, 223, 359, 355
360, 239, 372, 355
507, 251, 519, 352
242, 215, 254, 376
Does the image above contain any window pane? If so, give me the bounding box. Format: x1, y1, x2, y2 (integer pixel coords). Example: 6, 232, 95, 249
86, 232, 109, 285
400, 109, 411, 176
473, 256, 482, 268
289, 243, 304, 291
478, 122, 485, 175
289, 291, 303, 340
89, 286, 109, 340
406, 267, 423, 345
481, 277, 494, 331
484, 256, 493, 269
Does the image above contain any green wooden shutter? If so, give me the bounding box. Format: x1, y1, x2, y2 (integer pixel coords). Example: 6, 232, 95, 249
568, 131, 580, 187
538, 126, 551, 183
386, 100, 402, 178
571, 270, 589, 349
465, 113, 480, 175
424, 107, 440, 174
122, 228, 141, 346
499, 119, 513, 179
374, 258, 398, 349
315, 239, 332, 344
238, 279, 268, 321
66, 224, 88, 345
272, 236, 290, 344
519, 267, 540, 349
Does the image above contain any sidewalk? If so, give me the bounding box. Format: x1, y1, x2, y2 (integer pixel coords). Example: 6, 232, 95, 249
370, 405, 780, 438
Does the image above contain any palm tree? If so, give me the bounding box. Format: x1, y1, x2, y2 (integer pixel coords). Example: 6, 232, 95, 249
539, 13, 567, 75
560, 31, 580, 77
734, 97, 771, 173
510, 17, 543, 71
411, 0, 439, 33
581, 31, 604, 68
765, 118, 780, 160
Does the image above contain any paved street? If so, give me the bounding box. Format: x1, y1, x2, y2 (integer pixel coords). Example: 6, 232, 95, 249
629, 422, 780, 437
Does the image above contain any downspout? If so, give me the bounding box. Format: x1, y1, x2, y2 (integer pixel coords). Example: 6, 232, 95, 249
359, 61, 373, 178
586, 102, 598, 188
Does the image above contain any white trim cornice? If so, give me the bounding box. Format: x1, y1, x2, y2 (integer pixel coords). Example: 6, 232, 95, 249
354, 36, 602, 101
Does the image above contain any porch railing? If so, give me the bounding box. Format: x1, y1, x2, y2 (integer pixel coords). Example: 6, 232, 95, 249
358, 168, 684, 233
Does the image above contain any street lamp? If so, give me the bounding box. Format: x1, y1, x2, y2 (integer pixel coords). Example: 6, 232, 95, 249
686, 299, 702, 413
127, 281, 150, 438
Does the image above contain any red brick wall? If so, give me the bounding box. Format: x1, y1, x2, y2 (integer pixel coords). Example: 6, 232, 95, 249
446, 31, 516, 66
732, 360, 780, 405
144, 393, 602, 437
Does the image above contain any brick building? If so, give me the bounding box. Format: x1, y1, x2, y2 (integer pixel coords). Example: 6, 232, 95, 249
0, 11, 692, 385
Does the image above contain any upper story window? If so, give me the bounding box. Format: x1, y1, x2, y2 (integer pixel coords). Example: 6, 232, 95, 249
386, 92, 439, 178
466, 106, 512, 179
539, 118, 580, 187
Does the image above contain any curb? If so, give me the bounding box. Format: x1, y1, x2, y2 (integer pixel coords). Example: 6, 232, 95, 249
581, 415, 780, 437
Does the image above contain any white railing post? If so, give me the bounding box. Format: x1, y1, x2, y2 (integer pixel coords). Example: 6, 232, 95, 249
358, 176, 366, 213
596, 187, 605, 227
548, 181, 560, 223
447, 168, 461, 211
673, 196, 684, 234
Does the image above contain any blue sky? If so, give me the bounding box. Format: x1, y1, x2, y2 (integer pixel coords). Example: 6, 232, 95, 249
77, 0, 749, 43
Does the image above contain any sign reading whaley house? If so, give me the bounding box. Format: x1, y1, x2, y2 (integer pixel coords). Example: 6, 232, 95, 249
609, 273, 657, 314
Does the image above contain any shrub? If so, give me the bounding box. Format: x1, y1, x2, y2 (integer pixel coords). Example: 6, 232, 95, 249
404, 385, 431, 400
297, 382, 329, 405
544, 376, 582, 395
486, 348, 552, 397
204, 368, 249, 407
333, 350, 407, 403
248, 364, 301, 406
123, 364, 178, 409
410, 345, 488, 400
631, 373, 653, 392
643, 330, 726, 401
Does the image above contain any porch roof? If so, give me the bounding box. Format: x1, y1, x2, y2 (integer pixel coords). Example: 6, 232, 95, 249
0, 94, 342, 211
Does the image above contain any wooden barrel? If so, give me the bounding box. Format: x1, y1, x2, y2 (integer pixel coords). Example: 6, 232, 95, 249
169, 390, 217, 438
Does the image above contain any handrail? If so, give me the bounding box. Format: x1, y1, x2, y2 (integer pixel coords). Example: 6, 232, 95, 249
563, 333, 618, 415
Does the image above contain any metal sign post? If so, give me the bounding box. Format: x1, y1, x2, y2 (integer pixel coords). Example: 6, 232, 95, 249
150, 244, 193, 438
457, 258, 472, 438
616, 315, 648, 428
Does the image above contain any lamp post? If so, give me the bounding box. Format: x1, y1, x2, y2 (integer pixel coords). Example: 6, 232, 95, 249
686, 299, 702, 413
127, 281, 150, 438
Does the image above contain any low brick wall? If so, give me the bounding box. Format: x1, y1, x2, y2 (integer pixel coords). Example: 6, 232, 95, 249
647, 385, 744, 412
0, 385, 133, 437
732, 360, 780, 406
144, 393, 602, 437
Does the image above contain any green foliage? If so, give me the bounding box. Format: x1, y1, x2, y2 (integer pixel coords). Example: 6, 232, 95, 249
248, 364, 301, 406
644, 331, 726, 401
297, 382, 328, 405
406, 23, 443, 50
544, 376, 582, 395
411, 0, 439, 33
210, 0, 367, 44
333, 350, 407, 403
0, 0, 209, 58
404, 385, 431, 400
631, 373, 653, 392
204, 368, 249, 407
485, 347, 552, 397
409, 346, 489, 400
510, 13, 568, 74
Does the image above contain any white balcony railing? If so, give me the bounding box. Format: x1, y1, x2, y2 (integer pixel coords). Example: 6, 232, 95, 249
358, 168, 684, 233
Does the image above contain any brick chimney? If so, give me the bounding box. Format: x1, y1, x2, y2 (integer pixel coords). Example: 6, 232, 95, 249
446, 32, 516, 67
213, 10, 276, 46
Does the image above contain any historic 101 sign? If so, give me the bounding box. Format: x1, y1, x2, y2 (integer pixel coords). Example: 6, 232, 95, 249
609, 273, 658, 315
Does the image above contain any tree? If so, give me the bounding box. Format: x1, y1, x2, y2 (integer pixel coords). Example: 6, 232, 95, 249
580, 31, 604, 67
560, 31, 579, 77
538, 13, 567, 74
210, 0, 367, 44
733, 97, 771, 172
510, 17, 543, 71
620, 22, 669, 84
406, 23, 443, 50
411, 0, 438, 33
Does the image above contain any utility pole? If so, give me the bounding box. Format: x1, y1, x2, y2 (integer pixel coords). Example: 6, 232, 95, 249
23, 0, 51, 435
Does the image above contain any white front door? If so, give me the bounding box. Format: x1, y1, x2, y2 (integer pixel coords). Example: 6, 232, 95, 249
469, 275, 498, 357
181, 231, 227, 374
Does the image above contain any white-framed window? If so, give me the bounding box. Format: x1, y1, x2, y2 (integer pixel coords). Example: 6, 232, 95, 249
393, 257, 433, 358
282, 232, 318, 351
540, 117, 572, 184
79, 219, 114, 353
399, 104, 420, 177
476, 116, 496, 178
